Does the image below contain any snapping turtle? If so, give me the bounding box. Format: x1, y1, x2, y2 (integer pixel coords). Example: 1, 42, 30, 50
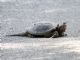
7, 22, 67, 38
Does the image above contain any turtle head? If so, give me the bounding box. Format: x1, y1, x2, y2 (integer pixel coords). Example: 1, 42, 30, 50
63, 22, 66, 25
58, 22, 67, 36
62, 22, 67, 29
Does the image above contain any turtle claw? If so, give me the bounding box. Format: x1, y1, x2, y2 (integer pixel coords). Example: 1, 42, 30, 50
63, 34, 67, 37
59, 33, 67, 37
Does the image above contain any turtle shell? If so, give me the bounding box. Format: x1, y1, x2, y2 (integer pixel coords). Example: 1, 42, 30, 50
28, 22, 57, 35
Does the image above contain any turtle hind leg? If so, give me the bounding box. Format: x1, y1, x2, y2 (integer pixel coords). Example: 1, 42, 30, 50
51, 31, 59, 38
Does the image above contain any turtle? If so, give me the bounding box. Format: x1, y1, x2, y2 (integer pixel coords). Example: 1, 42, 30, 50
6, 22, 67, 38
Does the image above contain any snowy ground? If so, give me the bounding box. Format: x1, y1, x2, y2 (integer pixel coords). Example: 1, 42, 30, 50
1, 37, 80, 60
0, 0, 80, 60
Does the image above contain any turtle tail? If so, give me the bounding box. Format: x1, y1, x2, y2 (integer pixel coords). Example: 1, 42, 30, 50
6, 32, 29, 37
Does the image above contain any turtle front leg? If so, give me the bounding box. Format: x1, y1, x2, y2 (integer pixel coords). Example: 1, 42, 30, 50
59, 32, 67, 37
51, 31, 59, 38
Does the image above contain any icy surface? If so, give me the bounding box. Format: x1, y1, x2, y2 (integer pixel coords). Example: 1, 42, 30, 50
0, 0, 80, 60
